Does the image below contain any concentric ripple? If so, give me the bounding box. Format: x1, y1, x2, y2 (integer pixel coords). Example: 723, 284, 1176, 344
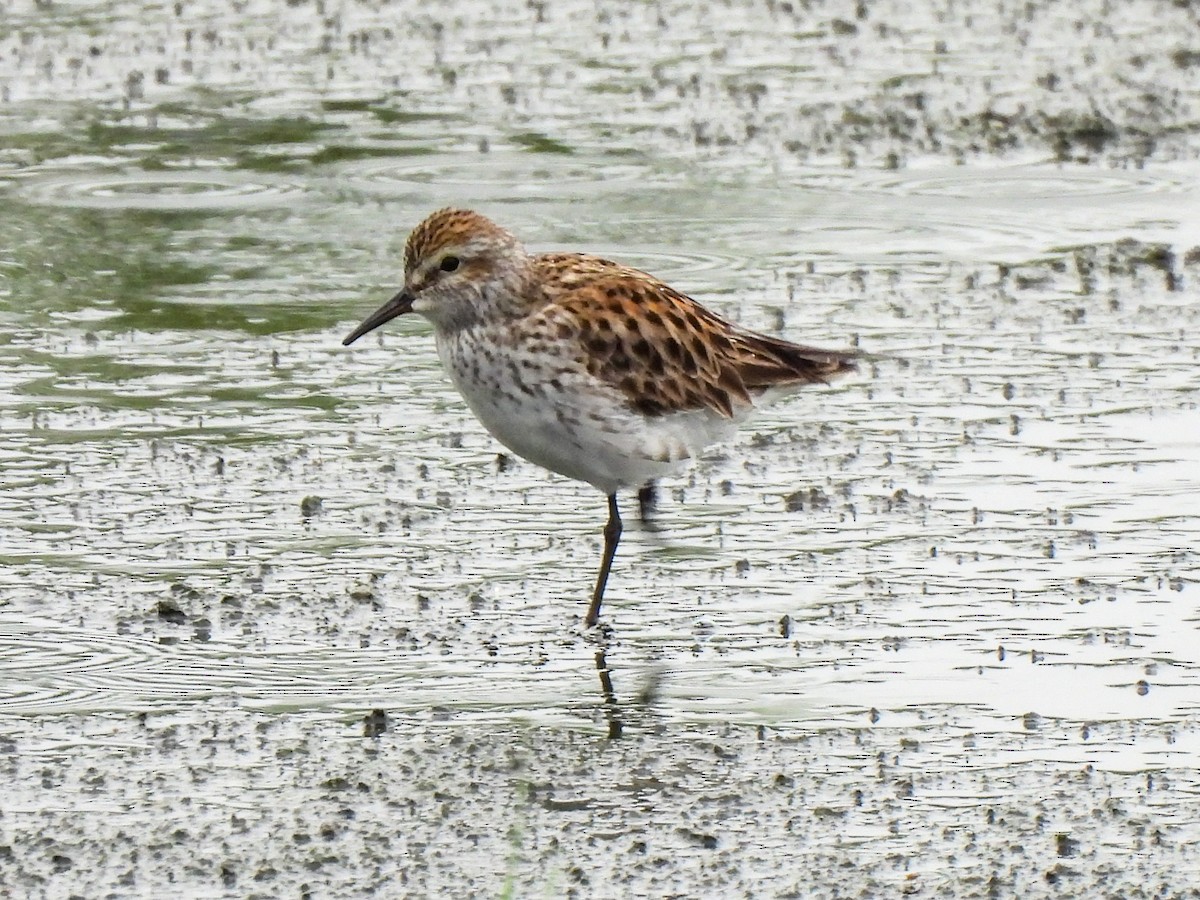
0, 619, 581, 715
792, 163, 1196, 200
330, 151, 665, 201
0, 623, 161, 713
14, 169, 307, 211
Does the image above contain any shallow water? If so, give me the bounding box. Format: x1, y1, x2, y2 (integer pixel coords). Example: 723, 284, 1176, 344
2, 0, 1200, 896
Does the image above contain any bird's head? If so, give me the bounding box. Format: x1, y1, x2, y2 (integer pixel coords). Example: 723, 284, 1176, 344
343, 208, 524, 345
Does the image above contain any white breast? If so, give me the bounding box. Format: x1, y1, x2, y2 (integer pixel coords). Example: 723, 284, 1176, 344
435, 328, 733, 495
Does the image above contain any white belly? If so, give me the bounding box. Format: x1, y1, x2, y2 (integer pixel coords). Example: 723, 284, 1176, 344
436, 329, 732, 495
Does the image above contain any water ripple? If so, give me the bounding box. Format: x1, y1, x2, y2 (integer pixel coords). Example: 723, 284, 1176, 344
13, 169, 307, 211
792, 163, 1196, 200
330, 151, 666, 201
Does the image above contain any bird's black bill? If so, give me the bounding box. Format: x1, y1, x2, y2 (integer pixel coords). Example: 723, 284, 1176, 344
342, 289, 415, 346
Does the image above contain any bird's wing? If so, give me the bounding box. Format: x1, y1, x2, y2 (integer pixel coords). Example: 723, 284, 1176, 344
530, 253, 857, 419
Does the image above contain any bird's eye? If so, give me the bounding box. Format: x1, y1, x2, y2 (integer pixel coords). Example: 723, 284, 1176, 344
439, 255, 460, 273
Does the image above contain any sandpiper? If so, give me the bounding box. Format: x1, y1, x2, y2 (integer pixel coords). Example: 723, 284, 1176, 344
344, 208, 857, 626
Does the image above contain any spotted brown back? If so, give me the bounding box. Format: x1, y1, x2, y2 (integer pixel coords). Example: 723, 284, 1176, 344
530, 253, 857, 419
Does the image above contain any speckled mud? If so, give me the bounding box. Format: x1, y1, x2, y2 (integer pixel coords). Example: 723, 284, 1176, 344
2, 0, 1200, 897
7, 711, 1200, 898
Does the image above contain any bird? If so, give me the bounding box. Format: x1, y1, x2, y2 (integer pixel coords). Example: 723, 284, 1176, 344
343, 208, 857, 627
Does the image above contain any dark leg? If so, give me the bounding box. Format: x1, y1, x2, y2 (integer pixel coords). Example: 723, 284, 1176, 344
637, 481, 657, 524
585, 493, 622, 627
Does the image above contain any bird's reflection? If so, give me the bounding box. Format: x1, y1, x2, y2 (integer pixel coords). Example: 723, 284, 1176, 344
593, 644, 623, 739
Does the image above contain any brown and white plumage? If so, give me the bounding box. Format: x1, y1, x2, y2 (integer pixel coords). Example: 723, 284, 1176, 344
532, 252, 853, 418
344, 208, 857, 626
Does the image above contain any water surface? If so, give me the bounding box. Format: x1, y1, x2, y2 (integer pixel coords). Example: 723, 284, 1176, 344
2, 0, 1199, 895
